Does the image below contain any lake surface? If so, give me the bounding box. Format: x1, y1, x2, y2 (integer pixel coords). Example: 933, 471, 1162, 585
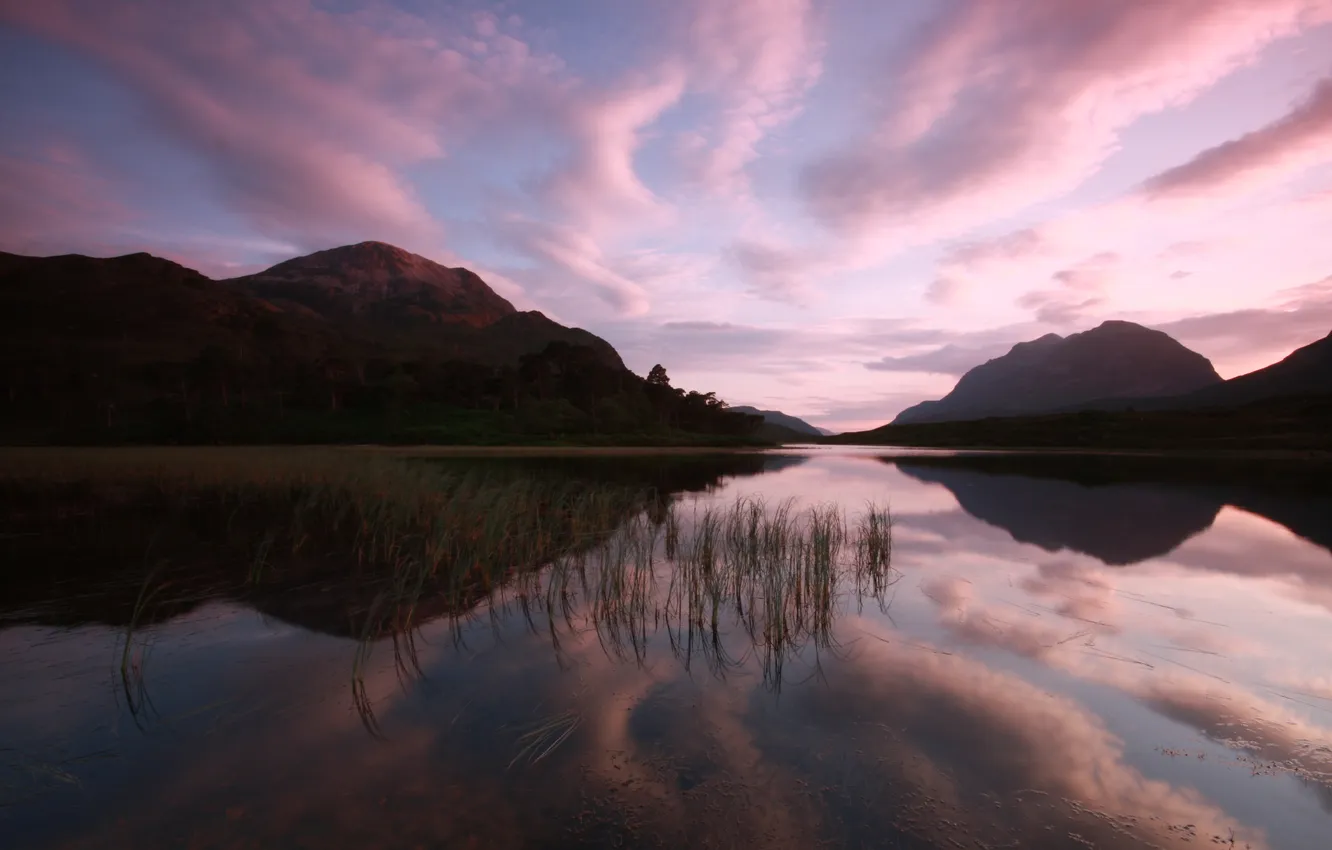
4, 447, 1332, 849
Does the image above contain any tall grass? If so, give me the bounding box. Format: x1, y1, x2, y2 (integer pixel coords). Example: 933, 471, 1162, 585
2, 448, 901, 740
501, 495, 900, 695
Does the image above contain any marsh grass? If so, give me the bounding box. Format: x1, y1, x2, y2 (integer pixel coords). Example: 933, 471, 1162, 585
1, 448, 900, 745
497, 495, 901, 698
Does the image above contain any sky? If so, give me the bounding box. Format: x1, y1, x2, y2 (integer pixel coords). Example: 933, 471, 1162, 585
2, 0, 1332, 431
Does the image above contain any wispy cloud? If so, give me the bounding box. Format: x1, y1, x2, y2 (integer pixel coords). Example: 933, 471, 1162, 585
3, 0, 1332, 415
800, 0, 1330, 241
1142, 76, 1332, 199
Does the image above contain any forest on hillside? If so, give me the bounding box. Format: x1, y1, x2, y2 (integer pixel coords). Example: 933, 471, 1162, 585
0, 337, 763, 446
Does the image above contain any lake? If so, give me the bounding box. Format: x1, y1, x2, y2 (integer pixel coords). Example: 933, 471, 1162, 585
3, 446, 1331, 849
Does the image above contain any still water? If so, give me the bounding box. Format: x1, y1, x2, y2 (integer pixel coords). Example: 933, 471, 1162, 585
4, 448, 1332, 849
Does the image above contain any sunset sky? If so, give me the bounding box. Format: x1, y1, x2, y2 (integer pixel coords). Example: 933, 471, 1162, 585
3, 0, 1331, 430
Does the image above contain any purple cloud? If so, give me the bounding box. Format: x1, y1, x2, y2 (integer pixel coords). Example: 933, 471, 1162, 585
1143, 77, 1332, 199
865, 343, 1010, 376
800, 0, 1329, 238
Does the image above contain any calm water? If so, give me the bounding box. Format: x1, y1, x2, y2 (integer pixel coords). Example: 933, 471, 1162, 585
4, 448, 1332, 849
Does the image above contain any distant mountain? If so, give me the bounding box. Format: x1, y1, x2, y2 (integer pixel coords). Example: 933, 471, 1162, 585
729, 406, 823, 437
893, 321, 1221, 424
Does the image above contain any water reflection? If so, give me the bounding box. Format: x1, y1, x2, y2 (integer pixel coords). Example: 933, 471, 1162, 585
4, 448, 1332, 848
890, 453, 1332, 563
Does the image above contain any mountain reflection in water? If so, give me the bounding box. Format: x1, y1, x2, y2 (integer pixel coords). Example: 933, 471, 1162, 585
3, 448, 1332, 849
890, 453, 1332, 563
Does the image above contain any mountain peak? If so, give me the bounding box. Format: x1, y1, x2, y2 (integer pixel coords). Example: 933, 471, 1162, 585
893, 322, 1221, 424
231, 242, 516, 328
1091, 319, 1143, 331
315, 240, 416, 261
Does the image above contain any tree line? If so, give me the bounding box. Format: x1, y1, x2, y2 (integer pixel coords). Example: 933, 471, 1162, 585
1, 335, 762, 444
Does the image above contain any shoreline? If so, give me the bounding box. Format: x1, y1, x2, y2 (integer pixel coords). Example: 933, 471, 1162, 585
3, 443, 1330, 462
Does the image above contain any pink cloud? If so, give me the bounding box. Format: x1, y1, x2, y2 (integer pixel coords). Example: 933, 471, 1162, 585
1014, 251, 1120, 325
0, 0, 565, 246
0, 142, 149, 259
928, 228, 1045, 304
727, 239, 823, 303
800, 0, 1332, 241
674, 0, 825, 199
493, 216, 652, 316
1051, 252, 1120, 292
864, 342, 1011, 376
1156, 275, 1332, 373
536, 68, 686, 233
1143, 76, 1332, 199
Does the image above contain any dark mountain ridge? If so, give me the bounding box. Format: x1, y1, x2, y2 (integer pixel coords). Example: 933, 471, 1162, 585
228, 241, 517, 328
1, 243, 624, 370
1066, 329, 1332, 414
0, 243, 755, 444
893, 320, 1221, 425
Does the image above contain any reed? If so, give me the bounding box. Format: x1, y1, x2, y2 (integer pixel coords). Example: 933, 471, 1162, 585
2, 448, 900, 736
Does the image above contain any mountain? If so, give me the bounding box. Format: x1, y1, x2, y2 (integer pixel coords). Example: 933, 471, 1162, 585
1078, 329, 1332, 413
0, 244, 760, 445
0, 249, 326, 364
1199, 329, 1332, 403
893, 321, 1221, 424
0, 243, 622, 372
729, 406, 823, 437
228, 242, 623, 369
228, 241, 515, 328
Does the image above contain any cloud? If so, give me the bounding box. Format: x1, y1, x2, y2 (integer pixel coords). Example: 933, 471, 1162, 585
864, 342, 1008, 376
1016, 290, 1105, 326
728, 240, 821, 302
800, 0, 1330, 241
493, 216, 652, 316
1155, 274, 1332, 366
928, 228, 1045, 304
0, 0, 574, 249
1051, 251, 1120, 292
674, 0, 825, 199
1014, 250, 1120, 324
0, 143, 134, 255
536, 67, 686, 232
1142, 77, 1332, 199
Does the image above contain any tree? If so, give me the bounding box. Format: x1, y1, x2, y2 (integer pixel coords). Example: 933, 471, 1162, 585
318, 354, 352, 412
191, 344, 234, 408
646, 364, 671, 387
